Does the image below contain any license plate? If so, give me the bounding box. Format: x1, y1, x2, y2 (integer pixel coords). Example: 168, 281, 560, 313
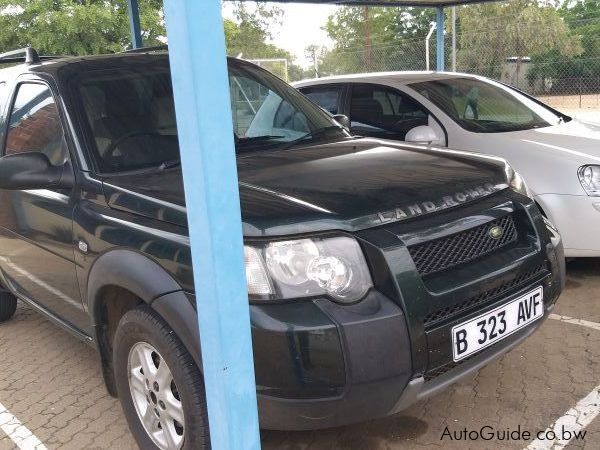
451, 286, 544, 362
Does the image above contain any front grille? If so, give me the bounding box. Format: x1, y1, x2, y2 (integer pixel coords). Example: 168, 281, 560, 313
424, 264, 547, 327
408, 215, 518, 276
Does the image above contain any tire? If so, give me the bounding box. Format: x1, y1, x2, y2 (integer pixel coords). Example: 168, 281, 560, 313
113, 306, 209, 450
0, 292, 17, 323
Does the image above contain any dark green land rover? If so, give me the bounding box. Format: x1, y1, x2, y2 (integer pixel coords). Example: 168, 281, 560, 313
0, 48, 564, 449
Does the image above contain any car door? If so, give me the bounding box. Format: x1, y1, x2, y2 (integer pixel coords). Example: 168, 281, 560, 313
0, 80, 88, 332
348, 83, 447, 145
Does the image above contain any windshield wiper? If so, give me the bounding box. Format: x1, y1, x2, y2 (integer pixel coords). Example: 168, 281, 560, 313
237, 135, 285, 144
157, 159, 181, 171
279, 126, 343, 150
235, 135, 287, 152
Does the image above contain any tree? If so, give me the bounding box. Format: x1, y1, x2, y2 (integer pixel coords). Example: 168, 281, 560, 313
320, 6, 438, 76
524, 1, 600, 91
223, 2, 281, 58
305, 44, 325, 78
223, 2, 306, 81
456, 0, 582, 79
0, 0, 165, 56
559, 0, 600, 73
0, 1, 308, 82
322, 6, 399, 74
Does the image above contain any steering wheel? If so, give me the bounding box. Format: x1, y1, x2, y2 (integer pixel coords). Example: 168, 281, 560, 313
104, 130, 163, 162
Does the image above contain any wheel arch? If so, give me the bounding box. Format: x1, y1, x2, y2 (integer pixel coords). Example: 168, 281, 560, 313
87, 249, 202, 396
87, 249, 182, 318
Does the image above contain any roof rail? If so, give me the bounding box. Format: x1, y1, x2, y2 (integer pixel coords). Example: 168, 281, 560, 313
123, 45, 168, 54
0, 47, 41, 64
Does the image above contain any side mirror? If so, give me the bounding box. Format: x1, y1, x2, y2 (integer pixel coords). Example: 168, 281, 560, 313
405, 125, 442, 146
0, 152, 72, 190
332, 114, 350, 129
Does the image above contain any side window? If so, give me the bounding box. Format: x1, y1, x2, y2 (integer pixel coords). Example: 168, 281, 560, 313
301, 86, 342, 115
5, 83, 68, 166
350, 85, 429, 140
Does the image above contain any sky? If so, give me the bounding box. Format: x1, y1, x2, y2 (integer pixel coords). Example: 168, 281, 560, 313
221, 3, 338, 68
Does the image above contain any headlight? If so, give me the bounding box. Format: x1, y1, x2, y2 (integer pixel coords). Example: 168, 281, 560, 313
505, 164, 532, 198
244, 235, 373, 304
578, 165, 600, 196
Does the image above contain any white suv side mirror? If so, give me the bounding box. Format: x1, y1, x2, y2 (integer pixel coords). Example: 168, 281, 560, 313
405, 125, 441, 146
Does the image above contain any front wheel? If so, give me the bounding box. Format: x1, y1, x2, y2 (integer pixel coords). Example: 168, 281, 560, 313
0, 291, 17, 323
113, 306, 209, 449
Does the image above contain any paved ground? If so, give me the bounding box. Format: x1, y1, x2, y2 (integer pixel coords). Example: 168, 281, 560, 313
536, 96, 600, 122
557, 108, 600, 123
0, 259, 600, 449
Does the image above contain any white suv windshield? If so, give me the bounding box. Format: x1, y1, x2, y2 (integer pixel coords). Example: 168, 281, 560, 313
410, 77, 567, 133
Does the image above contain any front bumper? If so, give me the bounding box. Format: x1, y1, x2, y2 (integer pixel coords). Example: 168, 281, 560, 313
255, 275, 560, 430
390, 305, 554, 414
536, 193, 600, 257
254, 194, 564, 430
253, 290, 412, 430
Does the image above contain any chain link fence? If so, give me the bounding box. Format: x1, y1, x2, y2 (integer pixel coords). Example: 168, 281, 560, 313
247, 58, 289, 82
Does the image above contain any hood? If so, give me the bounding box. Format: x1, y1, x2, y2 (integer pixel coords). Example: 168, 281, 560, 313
101, 138, 509, 236
458, 118, 600, 196
507, 119, 600, 162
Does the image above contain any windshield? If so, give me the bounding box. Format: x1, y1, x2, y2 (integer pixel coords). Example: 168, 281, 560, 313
74, 58, 346, 173
229, 62, 346, 151
409, 77, 565, 133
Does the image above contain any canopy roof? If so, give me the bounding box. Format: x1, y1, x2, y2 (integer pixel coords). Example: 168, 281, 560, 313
237, 0, 498, 6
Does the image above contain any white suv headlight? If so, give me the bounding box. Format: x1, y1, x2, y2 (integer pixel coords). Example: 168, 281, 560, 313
578, 165, 600, 196
244, 235, 373, 304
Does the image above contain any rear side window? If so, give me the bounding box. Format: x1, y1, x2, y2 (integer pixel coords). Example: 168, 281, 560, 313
301, 86, 342, 115
4, 83, 68, 166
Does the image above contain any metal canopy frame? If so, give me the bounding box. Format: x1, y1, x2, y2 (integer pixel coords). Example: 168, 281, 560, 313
122, 0, 502, 448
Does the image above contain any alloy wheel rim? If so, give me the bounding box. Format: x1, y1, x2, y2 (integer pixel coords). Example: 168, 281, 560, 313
127, 342, 185, 449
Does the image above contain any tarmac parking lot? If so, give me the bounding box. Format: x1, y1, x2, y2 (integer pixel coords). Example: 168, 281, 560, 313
1, 260, 600, 450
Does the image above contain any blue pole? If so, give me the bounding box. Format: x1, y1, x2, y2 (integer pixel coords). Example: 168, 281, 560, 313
127, 0, 143, 49
163, 1, 261, 449
436, 6, 445, 71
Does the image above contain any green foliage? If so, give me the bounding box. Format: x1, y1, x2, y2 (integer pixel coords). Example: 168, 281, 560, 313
457, 0, 582, 79
528, 1, 600, 86
318, 1, 589, 84
319, 6, 436, 76
563, 0, 600, 67
223, 2, 306, 81
0, 0, 164, 56
223, 2, 281, 58
0, 0, 305, 81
